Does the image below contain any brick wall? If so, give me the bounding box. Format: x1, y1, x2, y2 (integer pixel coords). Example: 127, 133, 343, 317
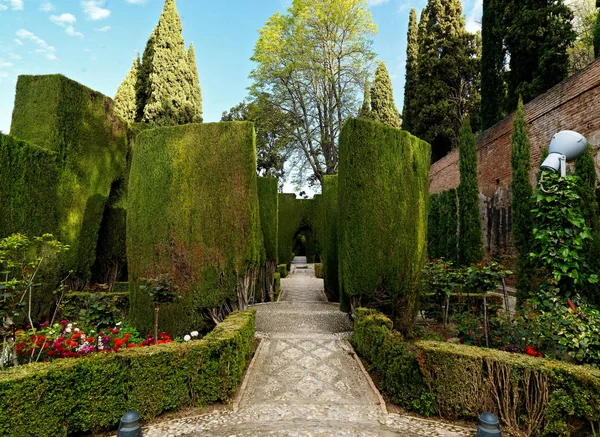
429, 58, 600, 254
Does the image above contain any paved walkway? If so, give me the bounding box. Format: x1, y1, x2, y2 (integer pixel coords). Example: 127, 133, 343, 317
142, 258, 476, 437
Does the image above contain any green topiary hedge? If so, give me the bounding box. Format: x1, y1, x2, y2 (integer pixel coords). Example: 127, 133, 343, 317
257, 177, 278, 263
8, 74, 128, 280
127, 122, 262, 336
0, 310, 255, 437
274, 272, 281, 301
321, 175, 339, 301
338, 118, 430, 334
351, 308, 600, 436
428, 189, 458, 262
277, 264, 288, 279
314, 263, 323, 278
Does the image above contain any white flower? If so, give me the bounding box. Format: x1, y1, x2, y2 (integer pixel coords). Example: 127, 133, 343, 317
116, 322, 122, 326
67, 323, 73, 328
74, 328, 80, 333
184, 335, 191, 342
65, 328, 72, 333
190, 331, 199, 337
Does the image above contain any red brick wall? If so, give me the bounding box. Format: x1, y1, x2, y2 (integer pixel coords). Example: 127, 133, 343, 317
430, 57, 600, 197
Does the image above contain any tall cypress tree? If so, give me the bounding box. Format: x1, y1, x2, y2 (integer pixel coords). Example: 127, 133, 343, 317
136, 29, 155, 122
358, 78, 372, 119
481, 0, 507, 130
402, 8, 419, 133
370, 61, 401, 129
114, 56, 140, 122
510, 97, 534, 304
142, 0, 196, 125
414, 0, 481, 162
187, 43, 203, 123
457, 118, 483, 266
504, 0, 575, 110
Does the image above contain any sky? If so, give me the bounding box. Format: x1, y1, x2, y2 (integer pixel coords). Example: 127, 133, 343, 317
0, 0, 483, 194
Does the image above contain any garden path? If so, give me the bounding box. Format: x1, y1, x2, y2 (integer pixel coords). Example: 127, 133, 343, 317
141, 257, 476, 437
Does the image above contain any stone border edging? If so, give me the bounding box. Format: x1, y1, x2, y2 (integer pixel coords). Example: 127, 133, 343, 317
232, 337, 265, 412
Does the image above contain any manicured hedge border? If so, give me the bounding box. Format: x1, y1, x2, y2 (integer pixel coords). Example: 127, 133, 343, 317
0, 310, 255, 437
351, 308, 600, 436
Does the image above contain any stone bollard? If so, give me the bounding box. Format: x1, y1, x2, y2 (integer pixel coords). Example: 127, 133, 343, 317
477, 412, 501, 436
117, 411, 143, 437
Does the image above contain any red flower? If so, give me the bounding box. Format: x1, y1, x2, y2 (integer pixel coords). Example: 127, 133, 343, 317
127, 343, 135, 348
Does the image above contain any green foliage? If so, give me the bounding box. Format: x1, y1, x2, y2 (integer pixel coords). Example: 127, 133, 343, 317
457, 119, 483, 266
277, 194, 321, 267
127, 122, 262, 336
114, 56, 140, 122
510, 97, 535, 304
60, 291, 128, 328
338, 118, 430, 334
91, 203, 127, 284
427, 189, 458, 262
0, 310, 255, 436
322, 175, 339, 301
595, 9, 600, 57
370, 62, 401, 129
257, 177, 278, 262
277, 264, 288, 279
314, 263, 323, 278
187, 43, 203, 122
402, 8, 419, 134
414, 0, 481, 162
9, 74, 128, 280
274, 272, 281, 301
139, 274, 179, 306
504, 0, 576, 109
357, 79, 372, 119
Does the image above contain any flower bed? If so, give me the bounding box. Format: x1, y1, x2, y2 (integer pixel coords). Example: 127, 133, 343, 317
351, 308, 600, 436
0, 310, 255, 437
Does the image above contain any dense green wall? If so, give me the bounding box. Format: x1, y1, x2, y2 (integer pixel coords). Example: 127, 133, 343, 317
277, 194, 322, 266
127, 122, 262, 336
257, 177, 278, 263
322, 175, 339, 301
338, 118, 430, 334
9, 74, 128, 279
428, 189, 458, 263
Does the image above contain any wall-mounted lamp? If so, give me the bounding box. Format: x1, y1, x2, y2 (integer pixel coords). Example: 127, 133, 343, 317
540, 130, 588, 177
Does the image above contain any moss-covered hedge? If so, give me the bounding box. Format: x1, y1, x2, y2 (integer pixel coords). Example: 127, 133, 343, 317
127, 122, 262, 336
428, 189, 458, 262
0, 310, 255, 437
257, 177, 278, 263
8, 74, 128, 279
321, 175, 339, 301
351, 308, 600, 436
338, 118, 430, 333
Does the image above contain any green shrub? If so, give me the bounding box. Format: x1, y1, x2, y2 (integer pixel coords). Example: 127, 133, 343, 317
127, 122, 262, 336
352, 308, 600, 436
60, 291, 129, 327
0, 310, 255, 437
314, 263, 323, 278
321, 175, 339, 301
257, 177, 279, 263
9, 74, 128, 280
274, 272, 281, 301
338, 118, 430, 334
277, 264, 288, 279
428, 189, 458, 262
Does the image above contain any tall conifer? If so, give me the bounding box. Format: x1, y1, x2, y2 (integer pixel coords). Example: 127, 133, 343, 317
136, 29, 155, 122
370, 61, 401, 129
402, 8, 419, 133
510, 97, 534, 304
457, 118, 483, 266
358, 78, 372, 119
114, 56, 140, 122
142, 0, 196, 125
187, 43, 203, 122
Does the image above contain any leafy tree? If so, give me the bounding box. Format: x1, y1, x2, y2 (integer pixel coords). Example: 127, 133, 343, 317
370, 61, 401, 129
504, 0, 576, 110
402, 8, 419, 133
510, 97, 535, 304
114, 56, 140, 122
566, 0, 597, 73
414, 0, 481, 162
357, 78, 372, 119
249, 0, 376, 185
594, 0, 600, 58
481, 0, 507, 130
457, 118, 483, 266
187, 43, 203, 122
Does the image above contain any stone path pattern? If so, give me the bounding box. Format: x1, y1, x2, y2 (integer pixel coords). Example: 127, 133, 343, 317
141, 258, 476, 437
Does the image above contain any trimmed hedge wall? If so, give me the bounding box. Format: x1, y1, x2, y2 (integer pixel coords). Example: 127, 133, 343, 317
257, 177, 278, 263
321, 175, 339, 301
0, 310, 255, 437
8, 74, 128, 279
338, 118, 430, 333
351, 308, 600, 436
428, 189, 458, 262
277, 264, 288, 279
127, 122, 262, 336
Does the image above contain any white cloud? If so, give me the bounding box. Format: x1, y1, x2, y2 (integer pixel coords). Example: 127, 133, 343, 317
125, 0, 147, 3
0, 59, 13, 68
9, 52, 21, 60
6, 0, 23, 10
81, 0, 110, 20
93, 25, 111, 32
40, 2, 54, 12
50, 13, 77, 26
0, 72, 10, 81
14, 38, 22, 45
65, 25, 84, 38
16, 29, 57, 60
368, 0, 389, 5
45, 53, 58, 61
466, 0, 483, 33
0, 4, 8, 12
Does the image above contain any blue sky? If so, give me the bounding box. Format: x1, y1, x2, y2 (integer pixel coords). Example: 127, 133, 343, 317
0, 0, 482, 191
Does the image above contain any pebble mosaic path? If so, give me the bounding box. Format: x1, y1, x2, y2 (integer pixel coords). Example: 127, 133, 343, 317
140, 258, 476, 437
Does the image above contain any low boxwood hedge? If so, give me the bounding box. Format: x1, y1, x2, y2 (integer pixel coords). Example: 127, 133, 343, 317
351, 308, 600, 436
314, 263, 323, 279
0, 310, 255, 437
277, 264, 288, 279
